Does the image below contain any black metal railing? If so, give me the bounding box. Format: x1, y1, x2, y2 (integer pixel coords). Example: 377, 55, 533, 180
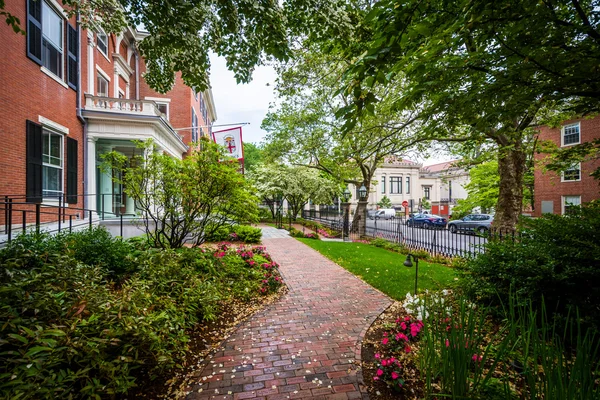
1, 193, 136, 245
301, 209, 516, 259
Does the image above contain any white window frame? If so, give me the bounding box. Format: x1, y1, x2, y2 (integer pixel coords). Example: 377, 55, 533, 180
96, 72, 109, 97
561, 122, 581, 147
561, 162, 582, 182
41, 127, 65, 201
40, 0, 65, 81
97, 31, 109, 58
145, 97, 171, 120
562, 195, 581, 215
155, 102, 169, 120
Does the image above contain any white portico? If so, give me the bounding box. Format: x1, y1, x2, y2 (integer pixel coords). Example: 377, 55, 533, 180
83, 95, 188, 216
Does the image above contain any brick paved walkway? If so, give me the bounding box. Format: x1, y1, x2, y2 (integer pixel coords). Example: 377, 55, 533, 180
187, 229, 391, 400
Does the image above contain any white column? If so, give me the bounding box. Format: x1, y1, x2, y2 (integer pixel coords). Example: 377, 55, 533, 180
86, 137, 97, 214
87, 33, 95, 95
97, 144, 114, 217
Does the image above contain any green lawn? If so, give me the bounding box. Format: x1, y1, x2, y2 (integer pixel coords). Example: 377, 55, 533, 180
297, 239, 456, 300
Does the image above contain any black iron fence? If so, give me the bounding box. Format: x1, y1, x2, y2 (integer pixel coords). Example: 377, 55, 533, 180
1, 193, 133, 245
301, 209, 516, 259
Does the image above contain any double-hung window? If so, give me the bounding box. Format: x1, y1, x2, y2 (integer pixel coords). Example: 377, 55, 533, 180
390, 177, 402, 194
562, 163, 581, 182
97, 31, 108, 56
562, 123, 580, 146
97, 73, 108, 97
381, 176, 386, 194
27, 0, 78, 88
406, 176, 411, 194
41, 1, 63, 78
562, 195, 581, 215
42, 129, 63, 198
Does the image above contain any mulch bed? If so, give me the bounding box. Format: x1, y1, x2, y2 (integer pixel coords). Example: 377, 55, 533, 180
125, 285, 287, 399
361, 301, 426, 400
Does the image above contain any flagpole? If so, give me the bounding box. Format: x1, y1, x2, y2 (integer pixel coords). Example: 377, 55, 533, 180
173, 122, 250, 131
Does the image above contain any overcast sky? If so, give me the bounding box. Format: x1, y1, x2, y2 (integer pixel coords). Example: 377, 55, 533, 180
208, 54, 452, 166
209, 55, 276, 145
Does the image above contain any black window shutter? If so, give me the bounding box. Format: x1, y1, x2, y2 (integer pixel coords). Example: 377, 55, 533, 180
66, 137, 78, 204
67, 24, 78, 90
26, 120, 43, 203
27, 0, 42, 65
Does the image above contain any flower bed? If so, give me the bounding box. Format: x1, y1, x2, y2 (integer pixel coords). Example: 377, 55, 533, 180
363, 290, 600, 399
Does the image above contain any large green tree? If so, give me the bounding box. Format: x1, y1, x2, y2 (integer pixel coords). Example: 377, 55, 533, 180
248, 164, 338, 219
243, 142, 264, 173
337, 0, 600, 230
263, 43, 422, 227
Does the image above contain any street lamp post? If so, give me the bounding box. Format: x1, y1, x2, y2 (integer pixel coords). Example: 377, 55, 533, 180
357, 184, 368, 237
341, 188, 351, 241
403, 253, 420, 295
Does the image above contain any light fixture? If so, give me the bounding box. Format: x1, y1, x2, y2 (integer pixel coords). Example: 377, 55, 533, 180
358, 184, 367, 200
404, 254, 419, 295
342, 188, 351, 202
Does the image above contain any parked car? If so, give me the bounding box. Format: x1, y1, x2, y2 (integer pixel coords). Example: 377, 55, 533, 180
406, 214, 447, 229
447, 214, 494, 234
368, 209, 397, 220
367, 210, 378, 219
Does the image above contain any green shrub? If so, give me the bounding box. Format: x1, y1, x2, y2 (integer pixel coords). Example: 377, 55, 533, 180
0, 228, 136, 278
203, 224, 232, 242
458, 202, 600, 329
0, 232, 283, 399
288, 227, 305, 238
232, 225, 262, 243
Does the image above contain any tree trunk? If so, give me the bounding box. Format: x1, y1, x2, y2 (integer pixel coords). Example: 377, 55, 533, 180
494, 147, 526, 232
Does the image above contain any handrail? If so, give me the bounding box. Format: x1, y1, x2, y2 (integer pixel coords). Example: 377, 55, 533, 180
1, 193, 138, 244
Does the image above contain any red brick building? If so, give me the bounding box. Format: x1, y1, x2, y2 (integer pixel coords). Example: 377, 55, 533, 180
0, 0, 216, 228
534, 116, 600, 216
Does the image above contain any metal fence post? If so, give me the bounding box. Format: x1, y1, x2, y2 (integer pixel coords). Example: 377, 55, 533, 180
7, 199, 13, 243
22, 211, 26, 233
4, 195, 8, 234
57, 196, 62, 233
35, 203, 40, 234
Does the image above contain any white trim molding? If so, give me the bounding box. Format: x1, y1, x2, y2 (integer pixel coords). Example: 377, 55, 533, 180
96, 65, 111, 81
39, 115, 69, 135
561, 122, 581, 147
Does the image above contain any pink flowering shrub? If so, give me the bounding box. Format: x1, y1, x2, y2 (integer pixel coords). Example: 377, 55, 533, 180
380, 315, 424, 354
373, 354, 405, 390
259, 261, 283, 294
317, 228, 334, 238
303, 233, 319, 240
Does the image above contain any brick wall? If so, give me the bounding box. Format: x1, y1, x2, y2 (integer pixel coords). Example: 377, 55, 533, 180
534, 116, 600, 216
0, 0, 85, 225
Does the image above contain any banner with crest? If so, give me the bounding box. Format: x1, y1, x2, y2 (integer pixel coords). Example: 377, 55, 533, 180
212, 127, 244, 161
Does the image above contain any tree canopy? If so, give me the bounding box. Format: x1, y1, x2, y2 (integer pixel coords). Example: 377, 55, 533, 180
2, 0, 360, 93
248, 164, 338, 219
333, 0, 600, 230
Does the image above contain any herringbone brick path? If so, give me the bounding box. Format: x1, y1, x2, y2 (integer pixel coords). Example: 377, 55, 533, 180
187, 230, 391, 400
